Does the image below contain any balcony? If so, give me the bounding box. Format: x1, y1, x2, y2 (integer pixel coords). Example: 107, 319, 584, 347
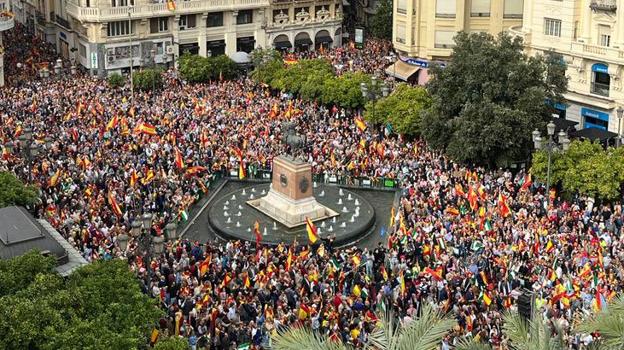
591, 82, 610, 97
66, 0, 269, 22
570, 41, 624, 62
0, 13, 15, 32
590, 0, 616, 12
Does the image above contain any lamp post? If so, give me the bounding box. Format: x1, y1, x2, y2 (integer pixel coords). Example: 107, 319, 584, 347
123, 214, 166, 272
617, 106, 623, 147
5, 129, 52, 182
360, 76, 390, 123
532, 121, 571, 209
388, 52, 396, 86
128, 10, 134, 99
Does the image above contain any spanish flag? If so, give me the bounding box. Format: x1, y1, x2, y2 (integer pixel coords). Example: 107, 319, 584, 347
48, 169, 62, 187
136, 122, 157, 135
186, 166, 207, 176
399, 270, 406, 296
305, 217, 319, 244
199, 256, 211, 276
352, 255, 361, 267
141, 168, 155, 185
129, 170, 139, 187
498, 194, 511, 218
482, 291, 492, 306
166, 0, 176, 11
545, 240, 554, 253
239, 162, 246, 179
389, 207, 396, 227
354, 116, 367, 132
106, 115, 119, 131
108, 192, 123, 217
244, 275, 251, 288
286, 247, 293, 271
174, 147, 185, 170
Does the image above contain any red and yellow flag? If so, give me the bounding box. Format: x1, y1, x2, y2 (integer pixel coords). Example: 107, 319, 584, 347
106, 115, 119, 131
174, 147, 185, 170
108, 192, 123, 217
48, 169, 62, 187
354, 116, 367, 132
305, 217, 319, 244
498, 194, 511, 218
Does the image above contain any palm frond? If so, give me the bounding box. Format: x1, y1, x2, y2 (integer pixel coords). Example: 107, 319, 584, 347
503, 311, 565, 350
271, 326, 348, 350
366, 303, 455, 350
453, 337, 493, 350
576, 308, 624, 349
502, 312, 531, 350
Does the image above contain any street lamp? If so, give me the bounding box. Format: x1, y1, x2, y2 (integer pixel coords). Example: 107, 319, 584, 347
360, 76, 390, 124
617, 106, 623, 147
165, 222, 178, 241
54, 58, 62, 75
5, 128, 51, 182
117, 233, 129, 252
532, 120, 570, 209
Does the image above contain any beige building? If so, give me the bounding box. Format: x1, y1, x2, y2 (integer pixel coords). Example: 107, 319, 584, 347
510, 0, 624, 134
12, 0, 341, 75
0, 0, 14, 87
391, 0, 523, 84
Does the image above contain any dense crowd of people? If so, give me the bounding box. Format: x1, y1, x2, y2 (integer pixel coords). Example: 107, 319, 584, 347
1, 25, 621, 350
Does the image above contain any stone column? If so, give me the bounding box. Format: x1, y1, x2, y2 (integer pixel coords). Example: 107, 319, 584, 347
521, 0, 533, 33
198, 13, 208, 57
616, 0, 624, 47
580, 0, 592, 42
225, 11, 237, 56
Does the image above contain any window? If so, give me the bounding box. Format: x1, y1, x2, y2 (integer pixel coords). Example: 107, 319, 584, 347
396, 23, 406, 44
156, 42, 164, 55
434, 30, 455, 48
592, 69, 610, 97
503, 0, 523, 18
179, 15, 196, 30
436, 0, 456, 18
598, 25, 611, 47
150, 17, 169, 33
79, 43, 87, 58
471, 0, 491, 17
397, 0, 407, 14
236, 9, 253, 25
107, 21, 132, 37
544, 18, 561, 37
207, 12, 223, 27
111, 0, 133, 6
236, 36, 255, 53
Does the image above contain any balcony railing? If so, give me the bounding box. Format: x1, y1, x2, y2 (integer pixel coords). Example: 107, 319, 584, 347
590, 0, 617, 11
66, 0, 269, 22
591, 82, 610, 97
570, 41, 624, 61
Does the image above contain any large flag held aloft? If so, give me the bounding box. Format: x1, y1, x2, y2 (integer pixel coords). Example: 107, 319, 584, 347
306, 217, 319, 244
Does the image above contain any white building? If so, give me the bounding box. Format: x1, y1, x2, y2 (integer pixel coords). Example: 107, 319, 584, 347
11, 0, 342, 75
510, 0, 624, 133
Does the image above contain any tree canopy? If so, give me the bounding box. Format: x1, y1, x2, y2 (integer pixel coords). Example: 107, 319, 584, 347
133, 68, 163, 91
0, 171, 39, 208
368, 0, 393, 40
421, 32, 568, 167
531, 140, 624, 200
179, 53, 240, 83
364, 83, 432, 136
0, 252, 162, 350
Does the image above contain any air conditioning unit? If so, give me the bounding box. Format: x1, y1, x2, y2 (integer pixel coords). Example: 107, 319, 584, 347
107, 55, 115, 63
166, 46, 174, 54
106, 48, 115, 56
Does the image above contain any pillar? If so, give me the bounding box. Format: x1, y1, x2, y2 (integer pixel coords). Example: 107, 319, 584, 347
580, 0, 592, 42
616, 0, 624, 47
198, 13, 207, 57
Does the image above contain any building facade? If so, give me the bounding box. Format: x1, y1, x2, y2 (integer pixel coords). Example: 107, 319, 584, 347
0, 1, 15, 87
510, 0, 624, 133
11, 0, 341, 75
391, 0, 523, 84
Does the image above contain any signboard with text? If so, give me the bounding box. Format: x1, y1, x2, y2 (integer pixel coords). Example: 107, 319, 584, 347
354, 27, 364, 49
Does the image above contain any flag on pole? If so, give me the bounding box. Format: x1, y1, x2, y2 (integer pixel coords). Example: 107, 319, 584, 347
306, 217, 319, 244
482, 291, 492, 306
498, 194, 511, 218
48, 169, 62, 187
174, 147, 185, 170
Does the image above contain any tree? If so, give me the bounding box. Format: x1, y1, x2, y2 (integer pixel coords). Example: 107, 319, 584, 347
272, 304, 455, 350
179, 53, 240, 83
0, 254, 162, 350
422, 32, 567, 167
530, 140, 624, 200
368, 0, 393, 40
153, 336, 190, 350
133, 68, 163, 91
364, 84, 432, 136
107, 73, 125, 88
577, 295, 624, 349
502, 311, 566, 350
321, 72, 371, 108
0, 171, 39, 208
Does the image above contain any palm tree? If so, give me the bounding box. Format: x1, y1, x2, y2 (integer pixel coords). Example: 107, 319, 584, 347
576, 295, 624, 349
502, 311, 566, 350
453, 338, 493, 350
271, 303, 455, 350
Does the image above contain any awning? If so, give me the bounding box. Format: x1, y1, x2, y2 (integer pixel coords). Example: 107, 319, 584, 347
571, 127, 618, 141
550, 117, 578, 133
295, 38, 313, 46
207, 40, 225, 48
315, 35, 333, 44
385, 60, 420, 81
274, 40, 292, 49
237, 37, 256, 44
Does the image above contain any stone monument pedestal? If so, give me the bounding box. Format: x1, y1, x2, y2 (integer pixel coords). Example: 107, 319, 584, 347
247, 156, 337, 228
